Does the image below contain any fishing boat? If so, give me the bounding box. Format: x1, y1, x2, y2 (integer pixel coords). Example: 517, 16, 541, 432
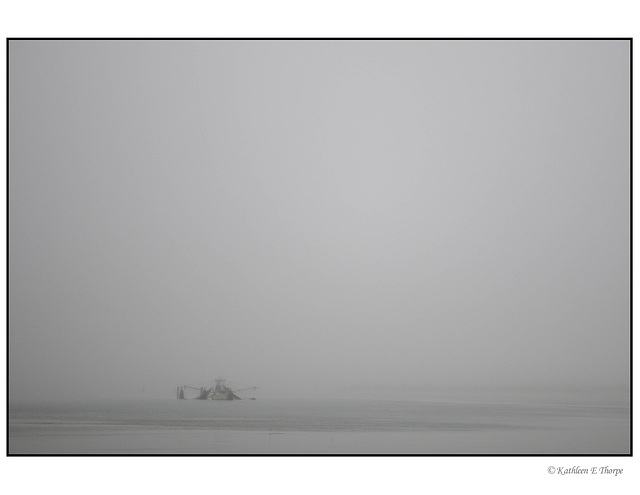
177, 378, 258, 400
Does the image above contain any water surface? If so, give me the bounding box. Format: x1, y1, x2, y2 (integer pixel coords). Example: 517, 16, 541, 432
8, 396, 630, 454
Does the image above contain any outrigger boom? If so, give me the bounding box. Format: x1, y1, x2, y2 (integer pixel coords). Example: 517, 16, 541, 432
177, 378, 258, 401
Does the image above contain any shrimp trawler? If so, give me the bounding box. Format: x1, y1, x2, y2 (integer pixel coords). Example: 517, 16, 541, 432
177, 378, 258, 400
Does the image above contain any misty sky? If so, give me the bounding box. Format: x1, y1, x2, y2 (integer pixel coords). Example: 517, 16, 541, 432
8, 40, 630, 400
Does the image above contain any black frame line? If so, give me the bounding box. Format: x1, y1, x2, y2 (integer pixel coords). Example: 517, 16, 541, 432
5, 37, 633, 458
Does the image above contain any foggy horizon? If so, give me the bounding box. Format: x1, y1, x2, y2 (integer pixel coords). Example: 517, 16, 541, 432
8, 40, 630, 403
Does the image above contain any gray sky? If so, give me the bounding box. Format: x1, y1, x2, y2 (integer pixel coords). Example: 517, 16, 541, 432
9, 40, 630, 400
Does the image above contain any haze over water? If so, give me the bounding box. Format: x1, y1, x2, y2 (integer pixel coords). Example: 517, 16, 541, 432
8, 40, 630, 454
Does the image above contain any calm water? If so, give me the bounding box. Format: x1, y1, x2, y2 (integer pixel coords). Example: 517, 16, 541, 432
8, 396, 630, 454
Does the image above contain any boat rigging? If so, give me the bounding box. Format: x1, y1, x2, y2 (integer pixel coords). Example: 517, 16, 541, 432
177, 378, 258, 401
